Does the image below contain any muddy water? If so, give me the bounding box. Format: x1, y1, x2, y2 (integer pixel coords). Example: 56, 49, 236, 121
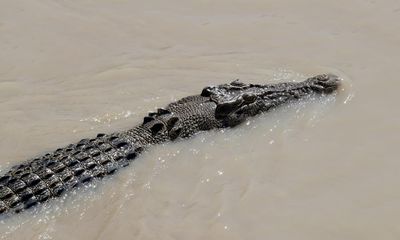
0, 0, 399, 239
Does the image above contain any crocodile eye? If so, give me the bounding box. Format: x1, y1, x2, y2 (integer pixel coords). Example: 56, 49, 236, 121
215, 99, 243, 119
242, 93, 257, 103
201, 87, 212, 97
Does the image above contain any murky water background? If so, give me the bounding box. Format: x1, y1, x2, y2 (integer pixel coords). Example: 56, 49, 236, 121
0, 0, 399, 239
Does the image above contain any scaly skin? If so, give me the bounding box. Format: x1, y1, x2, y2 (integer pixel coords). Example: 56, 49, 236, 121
0, 74, 340, 215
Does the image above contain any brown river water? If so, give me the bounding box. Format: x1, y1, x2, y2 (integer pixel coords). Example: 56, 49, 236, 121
0, 0, 399, 239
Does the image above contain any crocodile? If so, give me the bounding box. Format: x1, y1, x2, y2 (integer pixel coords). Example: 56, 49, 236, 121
0, 74, 340, 215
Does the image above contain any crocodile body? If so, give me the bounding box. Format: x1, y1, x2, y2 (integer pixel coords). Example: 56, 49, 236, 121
0, 74, 340, 215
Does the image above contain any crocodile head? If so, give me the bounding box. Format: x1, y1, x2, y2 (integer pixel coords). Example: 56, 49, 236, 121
201, 74, 341, 127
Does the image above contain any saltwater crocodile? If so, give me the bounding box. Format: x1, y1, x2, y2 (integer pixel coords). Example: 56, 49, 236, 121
0, 74, 340, 215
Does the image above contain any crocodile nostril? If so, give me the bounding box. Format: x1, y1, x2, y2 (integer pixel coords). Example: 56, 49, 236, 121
308, 73, 341, 93
317, 74, 340, 84
316, 74, 331, 81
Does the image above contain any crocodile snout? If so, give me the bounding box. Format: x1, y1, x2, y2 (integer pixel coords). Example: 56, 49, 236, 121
307, 73, 341, 93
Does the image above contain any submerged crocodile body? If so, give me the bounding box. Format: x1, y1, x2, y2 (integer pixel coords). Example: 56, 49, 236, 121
0, 74, 340, 215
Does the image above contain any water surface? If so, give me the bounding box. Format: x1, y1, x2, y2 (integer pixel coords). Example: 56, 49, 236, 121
0, 0, 399, 239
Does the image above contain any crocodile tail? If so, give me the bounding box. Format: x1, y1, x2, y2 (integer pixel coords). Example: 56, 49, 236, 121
0, 131, 144, 215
